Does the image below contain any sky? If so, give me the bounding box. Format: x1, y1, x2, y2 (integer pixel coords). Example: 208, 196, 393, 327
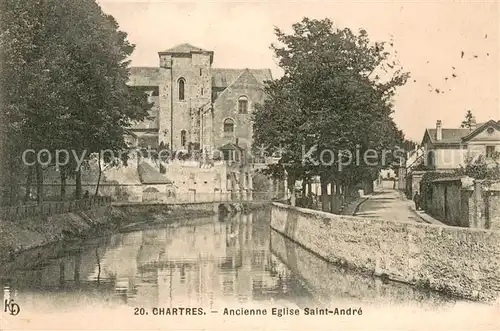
99, 0, 499, 142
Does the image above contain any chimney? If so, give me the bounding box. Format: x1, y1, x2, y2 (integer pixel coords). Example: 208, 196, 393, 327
436, 120, 442, 141
470, 116, 477, 130
235, 138, 239, 146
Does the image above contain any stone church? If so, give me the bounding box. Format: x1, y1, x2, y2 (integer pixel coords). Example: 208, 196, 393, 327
126, 43, 272, 159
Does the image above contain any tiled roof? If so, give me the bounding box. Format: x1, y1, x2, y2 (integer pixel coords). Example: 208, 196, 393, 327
212, 68, 272, 88
138, 163, 172, 184
425, 128, 471, 144
159, 43, 212, 54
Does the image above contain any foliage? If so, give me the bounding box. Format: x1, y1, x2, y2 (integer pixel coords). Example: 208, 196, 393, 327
456, 155, 500, 180
0, 0, 151, 203
460, 110, 475, 130
253, 18, 408, 196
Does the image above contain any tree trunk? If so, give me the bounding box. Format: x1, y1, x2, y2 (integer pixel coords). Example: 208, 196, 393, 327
330, 180, 336, 214
287, 174, 296, 206
307, 178, 312, 208
336, 182, 341, 211
60, 168, 67, 201
75, 169, 82, 199
95, 154, 102, 197
320, 174, 329, 212
24, 166, 33, 203
35, 161, 43, 205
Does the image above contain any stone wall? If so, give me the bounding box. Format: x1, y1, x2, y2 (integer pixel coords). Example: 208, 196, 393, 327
426, 178, 464, 226
270, 231, 458, 306
270, 203, 500, 302
468, 180, 500, 231
425, 178, 500, 230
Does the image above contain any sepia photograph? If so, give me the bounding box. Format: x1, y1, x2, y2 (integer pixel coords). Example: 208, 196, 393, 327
0, 0, 499, 330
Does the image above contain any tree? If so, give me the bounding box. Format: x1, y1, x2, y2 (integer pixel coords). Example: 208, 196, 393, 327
461, 110, 475, 130
0, 0, 151, 204
253, 18, 408, 209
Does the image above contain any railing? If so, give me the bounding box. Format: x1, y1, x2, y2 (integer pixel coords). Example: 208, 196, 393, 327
118, 191, 287, 204
0, 196, 112, 222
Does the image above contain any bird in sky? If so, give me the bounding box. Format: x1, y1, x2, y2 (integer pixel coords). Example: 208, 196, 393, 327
452, 73, 457, 78
461, 51, 464, 58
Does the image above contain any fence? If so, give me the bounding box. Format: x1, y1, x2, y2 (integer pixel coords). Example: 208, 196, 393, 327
0, 196, 112, 222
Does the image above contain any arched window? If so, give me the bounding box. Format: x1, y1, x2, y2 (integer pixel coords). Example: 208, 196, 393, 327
181, 130, 187, 147
178, 78, 185, 101
238, 96, 248, 114
223, 118, 234, 134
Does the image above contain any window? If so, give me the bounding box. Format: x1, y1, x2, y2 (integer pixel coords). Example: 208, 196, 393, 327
181, 130, 187, 147
178, 78, 185, 100
426, 151, 435, 167
486, 146, 495, 158
201, 87, 204, 96
199, 68, 202, 76
223, 118, 234, 134
238, 96, 248, 114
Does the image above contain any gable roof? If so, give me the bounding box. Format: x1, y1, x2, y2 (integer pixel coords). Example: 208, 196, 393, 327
423, 128, 471, 145
461, 119, 500, 142
138, 163, 173, 185
421, 119, 500, 145
212, 68, 272, 88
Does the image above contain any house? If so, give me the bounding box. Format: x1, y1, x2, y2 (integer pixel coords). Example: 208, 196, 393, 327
420, 118, 500, 170
403, 118, 500, 198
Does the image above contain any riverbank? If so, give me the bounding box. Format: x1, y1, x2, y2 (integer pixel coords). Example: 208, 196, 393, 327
271, 202, 500, 303
0, 201, 269, 264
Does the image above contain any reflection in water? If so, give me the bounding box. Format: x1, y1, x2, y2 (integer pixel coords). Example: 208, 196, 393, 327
0, 208, 459, 314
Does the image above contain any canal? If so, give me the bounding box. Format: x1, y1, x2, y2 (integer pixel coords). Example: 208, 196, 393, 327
1, 207, 491, 330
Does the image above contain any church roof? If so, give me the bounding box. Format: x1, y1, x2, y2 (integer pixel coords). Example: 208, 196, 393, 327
128, 67, 162, 86
159, 43, 212, 54
158, 43, 214, 63
212, 68, 272, 88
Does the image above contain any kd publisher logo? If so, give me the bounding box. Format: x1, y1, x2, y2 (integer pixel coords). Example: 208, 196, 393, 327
4, 299, 20, 316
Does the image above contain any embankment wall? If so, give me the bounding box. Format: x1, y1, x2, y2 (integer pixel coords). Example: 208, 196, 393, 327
270, 203, 500, 302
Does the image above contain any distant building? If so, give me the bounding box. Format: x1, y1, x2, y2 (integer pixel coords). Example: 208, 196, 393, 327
403, 118, 500, 198
420, 118, 500, 170
126, 43, 272, 160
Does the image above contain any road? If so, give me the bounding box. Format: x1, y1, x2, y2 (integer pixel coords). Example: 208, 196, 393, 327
355, 188, 423, 223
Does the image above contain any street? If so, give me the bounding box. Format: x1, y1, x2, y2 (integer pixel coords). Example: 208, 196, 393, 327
355, 188, 423, 223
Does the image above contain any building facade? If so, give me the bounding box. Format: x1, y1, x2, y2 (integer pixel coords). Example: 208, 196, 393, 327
126, 43, 272, 157
420, 119, 500, 170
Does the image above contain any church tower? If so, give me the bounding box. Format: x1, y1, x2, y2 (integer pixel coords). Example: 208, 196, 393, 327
158, 44, 213, 150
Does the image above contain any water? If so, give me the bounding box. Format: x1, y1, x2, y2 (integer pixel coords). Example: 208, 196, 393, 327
1, 208, 493, 330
